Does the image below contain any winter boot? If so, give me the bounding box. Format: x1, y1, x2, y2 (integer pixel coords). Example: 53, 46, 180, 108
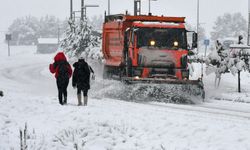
59, 94, 63, 105
64, 97, 67, 105
63, 93, 67, 105
77, 94, 82, 106
84, 96, 88, 106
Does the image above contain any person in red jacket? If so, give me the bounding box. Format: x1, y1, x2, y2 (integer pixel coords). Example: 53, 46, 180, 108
49, 52, 72, 105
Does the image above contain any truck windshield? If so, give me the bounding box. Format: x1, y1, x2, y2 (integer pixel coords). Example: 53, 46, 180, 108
137, 28, 187, 50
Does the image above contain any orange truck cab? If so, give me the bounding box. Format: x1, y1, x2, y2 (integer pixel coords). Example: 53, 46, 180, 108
102, 14, 198, 82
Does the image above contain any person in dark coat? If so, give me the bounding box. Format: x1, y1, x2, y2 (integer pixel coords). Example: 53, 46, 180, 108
72, 58, 94, 106
49, 52, 72, 105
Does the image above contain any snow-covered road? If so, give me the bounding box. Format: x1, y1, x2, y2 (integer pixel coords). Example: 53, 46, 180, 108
1, 45, 250, 150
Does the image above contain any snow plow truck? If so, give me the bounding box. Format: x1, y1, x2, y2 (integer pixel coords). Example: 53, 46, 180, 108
102, 14, 205, 103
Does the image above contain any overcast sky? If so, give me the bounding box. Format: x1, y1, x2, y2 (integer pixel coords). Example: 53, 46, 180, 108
0, 0, 249, 36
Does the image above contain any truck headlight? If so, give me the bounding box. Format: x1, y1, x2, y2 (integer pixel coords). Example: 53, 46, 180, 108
134, 76, 140, 80
150, 40, 156, 46
174, 41, 179, 47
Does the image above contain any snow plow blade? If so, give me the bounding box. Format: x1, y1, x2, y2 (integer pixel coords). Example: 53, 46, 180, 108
121, 77, 203, 85
120, 77, 205, 104
95, 78, 205, 104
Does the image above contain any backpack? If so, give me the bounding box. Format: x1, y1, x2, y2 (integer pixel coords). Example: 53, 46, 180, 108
57, 62, 69, 79
78, 62, 90, 76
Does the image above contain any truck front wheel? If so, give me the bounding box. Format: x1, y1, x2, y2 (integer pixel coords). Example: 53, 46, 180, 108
103, 65, 110, 79
126, 57, 133, 77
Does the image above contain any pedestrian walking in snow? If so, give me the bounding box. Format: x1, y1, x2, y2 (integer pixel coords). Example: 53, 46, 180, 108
49, 52, 72, 105
0, 90, 3, 97
72, 58, 94, 106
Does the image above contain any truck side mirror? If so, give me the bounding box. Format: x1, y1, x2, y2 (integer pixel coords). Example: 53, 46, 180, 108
131, 28, 139, 45
192, 33, 198, 48
124, 28, 130, 51
238, 35, 243, 44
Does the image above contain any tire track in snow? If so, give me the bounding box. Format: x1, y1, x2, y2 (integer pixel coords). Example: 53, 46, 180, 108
145, 102, 250, 120
0, 62, 56, 95
92, 79, 250, 120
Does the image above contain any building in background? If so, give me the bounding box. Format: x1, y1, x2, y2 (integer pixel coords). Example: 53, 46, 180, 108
37, 38, 58, 54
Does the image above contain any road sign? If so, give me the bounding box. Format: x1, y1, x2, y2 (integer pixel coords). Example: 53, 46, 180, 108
204, 39, 210, 46
5, 34, 12, 41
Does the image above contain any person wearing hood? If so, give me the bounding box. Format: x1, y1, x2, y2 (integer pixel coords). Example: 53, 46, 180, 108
49, 52, 72, 105
72, 58, 94, 106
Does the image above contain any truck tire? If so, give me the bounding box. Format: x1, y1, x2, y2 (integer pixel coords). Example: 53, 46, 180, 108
103, 65, 109, 79
126, 57, 133, 77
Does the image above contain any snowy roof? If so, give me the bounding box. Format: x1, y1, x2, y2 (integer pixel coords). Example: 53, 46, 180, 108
134, 21, 180, 26
230, 44, 250, 49
38, 38, 58, 44
220, 37, 238, 41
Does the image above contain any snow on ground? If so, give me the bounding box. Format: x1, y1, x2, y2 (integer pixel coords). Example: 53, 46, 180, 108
202, 62, 250, 103
1, 43, 250, 149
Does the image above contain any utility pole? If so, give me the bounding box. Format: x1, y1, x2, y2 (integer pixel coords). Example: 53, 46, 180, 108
238, 70, 241, 93
197, 0, 200, 53
108, 0, 110, 15
81, 0, 85, 21
70, 0, 73, 20
148, 0, 157, 14
5, 34, 11, 57
134, 0, 141, 16
238, 35, 243, 93
8, 40, 10, 57
80, 0, 99, 21
83, 5, 99, 20
70, 0, 99, 21
248, 0, 250, 45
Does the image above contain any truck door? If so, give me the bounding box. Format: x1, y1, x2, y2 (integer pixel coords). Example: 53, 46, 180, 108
129, 29, 138, 66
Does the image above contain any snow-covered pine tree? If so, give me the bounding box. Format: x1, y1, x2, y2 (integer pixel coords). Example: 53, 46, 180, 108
60, 19, 102, 60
